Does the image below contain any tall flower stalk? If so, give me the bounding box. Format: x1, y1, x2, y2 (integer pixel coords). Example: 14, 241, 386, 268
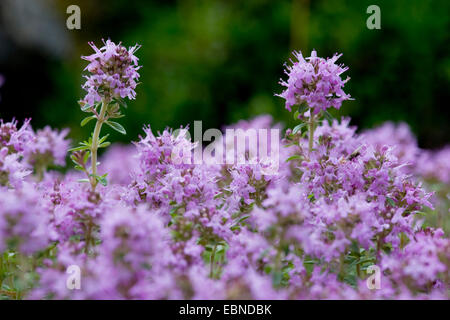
89, 98, 108, 190
277, 50, 351, 152
69, 40, 141, 191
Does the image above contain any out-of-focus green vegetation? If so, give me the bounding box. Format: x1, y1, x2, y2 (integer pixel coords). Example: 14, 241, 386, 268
33, 0, 450, 147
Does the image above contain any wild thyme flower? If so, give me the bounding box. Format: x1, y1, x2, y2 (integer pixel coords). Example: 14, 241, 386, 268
416, 147, 450, 184
0, 147, 32, 188
0, 184, 50, 254
22, 126, 70, 180
0, 119, 34, 154
80, 39, 141, 106
277, 50, 351, 115
72, 40, 142, 192
362, 122, 420, 172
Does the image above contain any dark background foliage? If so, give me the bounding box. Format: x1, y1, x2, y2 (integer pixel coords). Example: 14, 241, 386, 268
0, 0, 448, 148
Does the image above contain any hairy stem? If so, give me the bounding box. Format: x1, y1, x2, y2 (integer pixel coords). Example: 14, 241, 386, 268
210, 244, 217, 278
35, 163, 47, 182
376, 235, 383, 264
85, 217, 93, 254
90, 98, 108, 191
338, 253, 345, 280
0, 255, 3, 289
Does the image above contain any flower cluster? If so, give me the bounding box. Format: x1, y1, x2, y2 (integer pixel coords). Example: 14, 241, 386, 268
98, 144, 138, 185
0, 114, 448, 300
0, 119, 69, 187
277, 50, 351, 115
416, 147, 450, 184
0, 184, 50, 254
81, 39, 141, 106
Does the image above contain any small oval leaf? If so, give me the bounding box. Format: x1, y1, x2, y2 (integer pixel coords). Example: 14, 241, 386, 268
69, 145, 90, 152
105, 121, 126, 135
81, 116, 96, 127
292, 123, 307, 135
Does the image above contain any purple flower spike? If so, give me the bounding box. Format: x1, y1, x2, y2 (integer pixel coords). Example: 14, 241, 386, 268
277, 50, 351, 116
81, 39, 141, 106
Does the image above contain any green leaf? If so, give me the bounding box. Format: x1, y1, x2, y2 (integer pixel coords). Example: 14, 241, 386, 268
90, 174, 108, 186
323, 111, 334, 123
234, 215, 250, 225
98, 141, 111, 148
79, 101, 98, 112
83, 151, 90, 163
293, 111, 300, 120
70, 154, 78, 163
80, 115, 96, 127
113, 97, 128, 109
283, 142, 297, 148
110, 114, 125, 119
78, 100, 90, 111
386, 197, 396, 207
292, 123, 307, 135
286, 154, 302, 162
98, 134, 110, 144
78, 179, 90, 183
356, 257, 375, 265
69, 145, 90, 152
272, 271, 283, 287
298, 102, 309, 114
105, 121, 126, 135
230, 225, 241, 231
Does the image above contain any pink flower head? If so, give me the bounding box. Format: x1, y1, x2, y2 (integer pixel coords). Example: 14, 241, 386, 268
81, 39, 141, 106
277, 50, 351, 116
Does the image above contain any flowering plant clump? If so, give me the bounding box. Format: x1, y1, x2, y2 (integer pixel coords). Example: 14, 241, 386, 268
0, 46, 448, 300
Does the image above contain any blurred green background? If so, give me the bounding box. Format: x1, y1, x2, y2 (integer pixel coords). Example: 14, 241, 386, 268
0, 0, 448, 148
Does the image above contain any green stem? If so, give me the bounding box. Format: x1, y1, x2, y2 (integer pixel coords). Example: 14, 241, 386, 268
210, 244, 217, 278
90, 98, 108, 191
375, 233, 386, 265
35, 163, 46, 181
308, 112, 315, 152
85, 218, 93, 254
0, 255, 3, 289
338, 253, 345, 280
